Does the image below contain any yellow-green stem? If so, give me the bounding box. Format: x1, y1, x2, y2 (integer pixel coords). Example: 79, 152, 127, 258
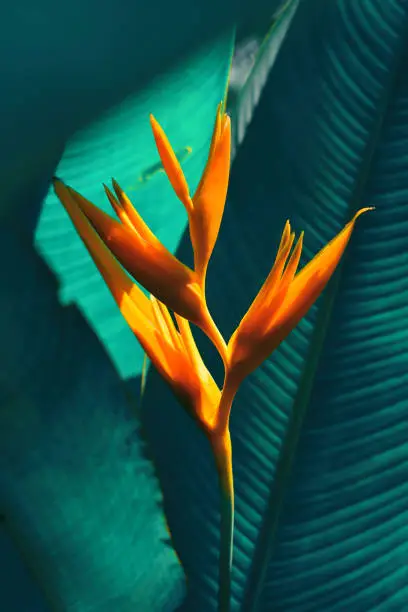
211, 429, 234, 612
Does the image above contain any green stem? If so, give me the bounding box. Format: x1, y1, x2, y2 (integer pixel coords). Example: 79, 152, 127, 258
211, 429, 234, 612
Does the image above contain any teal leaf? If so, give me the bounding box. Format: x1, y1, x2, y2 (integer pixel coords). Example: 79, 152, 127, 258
0, 228, 185, 611
0, 525, 48, 612
230, 0, 299, 157
140, 0, 408, 610
35, 34, 234, 379
1, 0, 284, 211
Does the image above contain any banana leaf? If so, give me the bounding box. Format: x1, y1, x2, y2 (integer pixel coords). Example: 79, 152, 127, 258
35, 34, 234, 378
141, 0, 408, 610
1, 21, 235, 612
0, 0, 284, 210
0, 230, 185, 611
230, 0, 299, 157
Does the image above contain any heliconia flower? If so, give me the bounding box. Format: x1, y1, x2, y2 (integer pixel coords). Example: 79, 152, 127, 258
223, 207, 374, 400
150, 103, 231, 286
54, 179, 202, 321
53, 177, 227, 363
52, 104, 373, 612
53, 179, 221, 432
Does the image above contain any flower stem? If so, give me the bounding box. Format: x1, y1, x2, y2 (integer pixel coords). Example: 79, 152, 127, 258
211, 429, 234, 612
199, 304, 228, 367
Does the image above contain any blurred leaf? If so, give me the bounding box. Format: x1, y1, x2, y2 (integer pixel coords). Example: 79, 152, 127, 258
229, 0, 299, 157
0, 0, 285, 208
0, 229, 185, 611
35, 34, 234, 379
140, 0, 408, 610
0, 525, 48, 612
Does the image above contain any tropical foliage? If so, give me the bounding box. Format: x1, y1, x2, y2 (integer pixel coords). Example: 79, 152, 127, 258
2, 0, 408, 611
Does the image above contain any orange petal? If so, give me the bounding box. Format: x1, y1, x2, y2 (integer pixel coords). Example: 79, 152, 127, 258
228, 207, 373, 386
263, 230, 295, 306
279, 231, 304, 289
54, 178, 220, 429
119, 293, 174, 380
233, 222, 294, 339
271, 208, 373, 331
174, 314, 204, 373
103, 183, 136, 232
190, 112, 231, 281
149, 295, 185, 355
175, 314, 221, 430
54, 180, 203, 322
193, 103, 222, 199
149, 114, 193, 212
110, 178, 163, 248
53, 179, 170, 367
155, 298, 184, 352
150, 295, 174, 344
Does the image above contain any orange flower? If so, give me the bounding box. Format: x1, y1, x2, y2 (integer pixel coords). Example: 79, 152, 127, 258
53, 104, 373, 612
224, 208, 374, 398
54, 180, 220, 432
150, 103, 231, 286
53, 105, 230, 363
54, 179, 202, 323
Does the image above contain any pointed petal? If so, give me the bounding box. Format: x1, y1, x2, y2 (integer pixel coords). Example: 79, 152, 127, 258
227, 208, 373, 387
280, 231, 304, 289
233, 223, 294, 340
54, 178, 220, 429
190, 113, 231, 280
272, 208, 373, 330
53, 179, 170, 368
154, 298, 184, 352
124, 298, 214, 425
150, 295, 185, 355
264, 230, 295, 305
150, 295, 173, 344
54, 180, 203, 322
226, 277, 290, 386
250, 221, 292, 306
193, 103, 222, 199
175, 314, 221, 430
149, 114, 193, 212
103, 183, 136, 232
278, 220, 292, 254
120, 293, 174, 379
54, 180, 132, 297
111, 178, 162, 247
174, 314, 203, 373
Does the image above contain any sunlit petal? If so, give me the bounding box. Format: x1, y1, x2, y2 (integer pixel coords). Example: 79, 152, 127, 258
111, 178, 165, 248
227, 207, 373, 387
54, 179, 203, 322
272, 208, 373, 330
102, 183, 135, 231
149, 114, 193, 212
234, 222, 294, 339
175, 314, 221, 429
54, 178, 220, 430
53, 179, 168, 365
155, 298, 184, 352
193, 103, 222, 199
280, 231, 304, 288
150, 294, 175, 345
190, 112, 231, 281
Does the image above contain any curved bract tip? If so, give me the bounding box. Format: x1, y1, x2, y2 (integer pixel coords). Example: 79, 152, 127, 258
226, 206, 373, 389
